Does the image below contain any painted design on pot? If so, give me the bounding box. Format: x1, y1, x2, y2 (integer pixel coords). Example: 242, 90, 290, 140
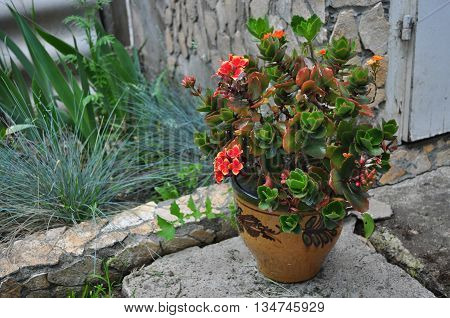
302, 215, 338, 247
235, 206, 281, 242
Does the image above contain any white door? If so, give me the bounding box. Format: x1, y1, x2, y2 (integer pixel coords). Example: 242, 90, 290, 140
386, 0, 450, 142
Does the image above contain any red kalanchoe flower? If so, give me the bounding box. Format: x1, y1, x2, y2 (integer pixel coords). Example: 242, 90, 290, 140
227, 144, 243, 159
215, 171, 224, 183
219, 158, 231, 175
272, 29, 285, 39
263, 29, 285, 40
216, 54, 249, 80
213, 145, 245, 182
181, 75, 196, 88
229, 158, 244, 175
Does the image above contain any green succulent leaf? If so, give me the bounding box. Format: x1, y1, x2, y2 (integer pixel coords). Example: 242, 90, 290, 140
336, 119, 356, 146
327, 36, 356, 65
322, 201, 346, 230
301, 111, 324, 133
302, 137, 326, 159
342, 185, 369, 212
334, 97, 355, 117
362, 212, 375, 238
348, 67, 370, 89
247, 16, 273, 39
382, 119, 398, 140
279, 214, 301, 233
285, 169, 320, 206
291, 14, 323, 42
257, 185, 279, 210
355, 128, 383, 156
247, 72, 270, 100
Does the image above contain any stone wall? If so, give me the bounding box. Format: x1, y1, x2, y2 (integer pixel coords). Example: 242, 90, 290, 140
130, 0, 389, 115
0, 184, 236, 297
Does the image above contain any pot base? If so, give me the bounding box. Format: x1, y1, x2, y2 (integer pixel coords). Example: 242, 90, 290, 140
233, 193, 342, 284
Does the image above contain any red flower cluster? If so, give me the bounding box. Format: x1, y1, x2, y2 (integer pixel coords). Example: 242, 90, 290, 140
213, 145, 244, 183
262, 29, 285, 40
216, 54, 249, 80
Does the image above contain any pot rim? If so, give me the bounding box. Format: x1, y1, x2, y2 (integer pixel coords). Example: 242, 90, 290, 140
231, 176, 320, 216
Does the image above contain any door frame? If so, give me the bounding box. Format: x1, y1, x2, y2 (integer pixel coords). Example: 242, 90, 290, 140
384, 0, 418, 143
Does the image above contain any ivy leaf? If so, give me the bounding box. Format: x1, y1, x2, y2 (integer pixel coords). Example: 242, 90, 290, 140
156, 216, 175, 240
362, 213, 375, 238
187, 196, 202, 220
169, 201, 184, 224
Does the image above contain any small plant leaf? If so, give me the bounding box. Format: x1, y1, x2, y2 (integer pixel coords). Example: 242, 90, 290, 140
187, 196, 202, 220
362, 212, 375, 238
156, 216, 175, 240
169, 201, 184, 223
204, 197, 216, 219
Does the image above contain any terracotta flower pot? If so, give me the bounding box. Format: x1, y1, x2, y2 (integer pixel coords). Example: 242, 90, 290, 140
231, 177, 343, 283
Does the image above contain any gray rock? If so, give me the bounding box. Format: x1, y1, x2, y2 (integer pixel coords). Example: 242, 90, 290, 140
26, 290, 52, 298
359, 3, 389, 54
87, 231, 128, 250
216, 0, 227, 32
110, 237, 162, 273
122, 219, 434, 297
292, 0, 310, 19
0, 278, 22, 298
0, 258, 19, 280
178, 31, 189, 58
204, 10, 218, 45
189, 226, 216, 244
232, 30, 246, 55
330, 0, 380, 8
56, 219, 107, 256
250, 0, 270, 19
161, 236, 199, 254
52, 285, 82, 298
165, 28, 174, 53
370, 167, 450, 296
47, 258, 102, 287
224, 0, 237, 34
330, 10, 361, 52
352, 197, 393, 221
23, 273, 50, 291
275, 0, 292, 22
370, 227, 424, 276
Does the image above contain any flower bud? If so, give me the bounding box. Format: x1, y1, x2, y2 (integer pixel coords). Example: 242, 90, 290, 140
181, 75, 196, 88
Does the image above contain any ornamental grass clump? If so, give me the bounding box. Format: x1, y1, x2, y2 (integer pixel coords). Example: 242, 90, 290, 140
183, 14, 398, 237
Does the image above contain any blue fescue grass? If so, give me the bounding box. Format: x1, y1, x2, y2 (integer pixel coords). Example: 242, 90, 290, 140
0, 77, 211, 242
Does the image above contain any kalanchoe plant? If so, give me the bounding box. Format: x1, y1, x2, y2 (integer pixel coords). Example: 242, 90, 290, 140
182, 14, 398, 238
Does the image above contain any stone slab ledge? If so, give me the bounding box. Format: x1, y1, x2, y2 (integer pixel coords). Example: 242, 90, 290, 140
0, 183, 236, 297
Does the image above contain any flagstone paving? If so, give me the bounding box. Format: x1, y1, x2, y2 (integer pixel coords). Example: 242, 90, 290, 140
122, 218, 434, 298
